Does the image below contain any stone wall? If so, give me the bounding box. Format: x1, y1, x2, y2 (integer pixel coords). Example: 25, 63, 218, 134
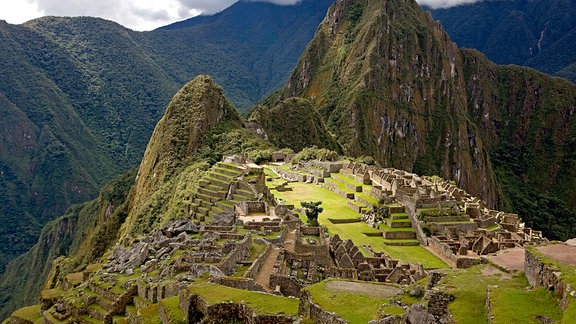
428, 236, 457, 266
245, 241, 274, 279
299, 290, 347, 324
433, 222, 478, 233
328, 218, 361, 224
211, 277, 267, 293
218, 234, 252, 275
525, 248, 575, 311
474, 217, 497, 228
268, 225, 289, 245
294, 241, 333, 267
382, 231, 417, 239
348, 201, 366, 213
300, 226, 321, 236
306, 160, 344, 173
180, 290, 295, 324
322, 179, 355, 199
269, 274, 305, 297
275, 168, 310, 182
405, 205, 428, 246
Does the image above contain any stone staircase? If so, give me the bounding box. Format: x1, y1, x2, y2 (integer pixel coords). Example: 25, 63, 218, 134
380, 206, 419, 246
189, 162, 248, 220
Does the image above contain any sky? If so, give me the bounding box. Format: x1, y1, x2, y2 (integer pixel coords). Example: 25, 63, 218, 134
0, 0, 483, 31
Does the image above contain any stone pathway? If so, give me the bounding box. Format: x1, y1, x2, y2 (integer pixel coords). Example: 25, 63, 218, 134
254, 246, 280, 291
284, 230, 296, 253
254, 230, 297, 291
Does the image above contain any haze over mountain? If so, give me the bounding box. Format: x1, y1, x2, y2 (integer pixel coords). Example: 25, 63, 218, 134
0, 0, 332, 277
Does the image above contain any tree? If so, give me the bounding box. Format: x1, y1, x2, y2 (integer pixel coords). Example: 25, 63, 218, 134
300, 201, 323, 227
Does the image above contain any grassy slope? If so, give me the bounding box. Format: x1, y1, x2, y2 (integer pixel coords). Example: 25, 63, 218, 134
305, 279, 398, 322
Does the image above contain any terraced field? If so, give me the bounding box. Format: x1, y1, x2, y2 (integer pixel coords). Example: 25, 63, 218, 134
265, 166, 447, 269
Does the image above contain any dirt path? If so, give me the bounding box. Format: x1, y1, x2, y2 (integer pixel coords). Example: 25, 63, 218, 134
284, 230, 296, 253
254, 246, 280, 291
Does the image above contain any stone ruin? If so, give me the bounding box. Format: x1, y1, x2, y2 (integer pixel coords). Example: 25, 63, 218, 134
267, 228, 427, 298
336, 161, 546, 268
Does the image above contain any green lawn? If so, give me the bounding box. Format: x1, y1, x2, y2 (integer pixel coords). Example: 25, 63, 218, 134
305, 279, 399, 323
11, 305, 42, 323
331, 173, 378, 204
270, 182, 361, 220
270, 182, 447, 268
187, 283, 299, 316
441, 266, 563, 323
160, 296, 186, 324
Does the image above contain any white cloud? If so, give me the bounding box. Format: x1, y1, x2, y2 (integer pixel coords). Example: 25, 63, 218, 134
0, 0, 483, 30
0, 0, 44, 24
416, 0, 484, 9
0, 0, 301, 31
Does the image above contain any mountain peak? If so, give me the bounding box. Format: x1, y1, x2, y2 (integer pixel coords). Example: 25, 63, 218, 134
126, 75, 243, 234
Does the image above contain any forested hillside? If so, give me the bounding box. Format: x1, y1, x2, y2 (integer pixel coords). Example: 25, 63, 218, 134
0, 0, 332, 274
427, 0, 576, 83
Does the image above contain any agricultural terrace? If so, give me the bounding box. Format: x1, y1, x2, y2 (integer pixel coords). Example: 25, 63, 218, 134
265, 165, 447, 269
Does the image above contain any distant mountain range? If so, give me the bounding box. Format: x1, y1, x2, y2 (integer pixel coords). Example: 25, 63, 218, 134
427, 0, 576, 83
0, 0, 332, 275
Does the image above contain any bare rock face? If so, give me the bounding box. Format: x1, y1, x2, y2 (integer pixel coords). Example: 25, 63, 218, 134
106, 242, 150, 273
162, 218, 199, 237
210, 212, 236, 227
406, 303, 436, 324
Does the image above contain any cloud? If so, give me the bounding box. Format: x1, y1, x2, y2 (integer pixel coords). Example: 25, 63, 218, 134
1, 0, 303, 31
416, 0, 485, 9
0, 0, 44, 24
0, 0, 482, 31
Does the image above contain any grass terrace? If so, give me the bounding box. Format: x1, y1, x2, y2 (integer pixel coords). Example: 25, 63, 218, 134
9, 305, 42, 323
159, 296, 186, 323
269, 182, 447, 268
187, 282, 299, 316
305, 279, 402, 323
330, 172, 379, 205
441, 265, 563, 323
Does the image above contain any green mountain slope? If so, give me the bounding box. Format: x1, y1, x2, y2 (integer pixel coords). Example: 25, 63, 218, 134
0, 20, 119, 272
254, 0, 576, 240
427, 0, 576, 83
0, 0, 331, 276
2, 0, 576, 320
0, 75, 272, 318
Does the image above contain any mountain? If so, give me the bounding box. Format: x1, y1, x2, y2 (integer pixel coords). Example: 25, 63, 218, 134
251, 0, 576, 241
0, 0, 331, 275
0, 75, 273, 318
426, 0, 576, 83
3, 0, 576, 320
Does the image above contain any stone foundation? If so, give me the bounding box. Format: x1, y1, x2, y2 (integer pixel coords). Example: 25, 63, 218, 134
525, 248, 575, 310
